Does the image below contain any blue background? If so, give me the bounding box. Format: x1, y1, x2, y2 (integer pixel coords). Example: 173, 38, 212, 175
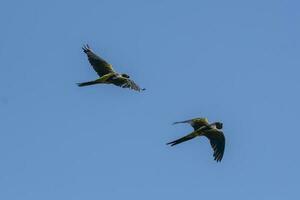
0, 0, 299, 199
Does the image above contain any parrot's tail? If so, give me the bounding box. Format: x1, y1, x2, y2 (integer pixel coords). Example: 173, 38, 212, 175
77, 80, 98, 87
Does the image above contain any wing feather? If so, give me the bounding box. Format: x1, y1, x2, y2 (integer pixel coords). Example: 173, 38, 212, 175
204, 130, 225, 162
173, 118, 209, 130
82, 44, 115, 76
112, 76, 144, 92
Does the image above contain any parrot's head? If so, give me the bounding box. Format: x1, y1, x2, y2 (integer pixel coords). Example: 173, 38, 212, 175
121, 73, 130, 78
215, 122, 223, 129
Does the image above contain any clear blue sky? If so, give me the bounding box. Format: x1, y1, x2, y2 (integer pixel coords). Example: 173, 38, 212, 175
0, 0, 299, 199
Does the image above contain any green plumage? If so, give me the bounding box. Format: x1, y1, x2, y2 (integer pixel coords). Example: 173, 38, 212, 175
78, 45, 145, 92
167, 118, 225, 162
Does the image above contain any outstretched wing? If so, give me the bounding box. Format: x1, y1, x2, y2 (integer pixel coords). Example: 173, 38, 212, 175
82, 44, 115, 76
173, 118, 209, 130
112, 76, 145, 92
203, 129, 225, 162
166, 131, 198, 146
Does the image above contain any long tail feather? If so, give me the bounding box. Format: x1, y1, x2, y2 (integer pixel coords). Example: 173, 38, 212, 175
77, 80, 98, 87
166, 132, 197, 146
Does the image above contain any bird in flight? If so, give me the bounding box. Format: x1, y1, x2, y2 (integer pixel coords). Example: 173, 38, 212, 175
77, 44, 145, 92
167, 118, 225, 162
